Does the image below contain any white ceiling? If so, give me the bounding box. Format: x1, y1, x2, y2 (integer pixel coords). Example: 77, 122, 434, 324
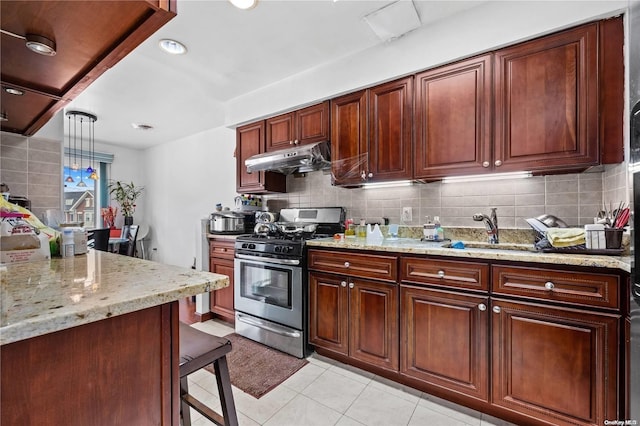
67, 0, 485, 150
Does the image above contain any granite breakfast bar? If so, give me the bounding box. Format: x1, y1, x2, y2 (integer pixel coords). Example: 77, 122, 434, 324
0, 250, 229, 425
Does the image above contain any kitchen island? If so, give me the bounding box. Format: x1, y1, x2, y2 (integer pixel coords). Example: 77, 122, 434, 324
0, 250, 229, 425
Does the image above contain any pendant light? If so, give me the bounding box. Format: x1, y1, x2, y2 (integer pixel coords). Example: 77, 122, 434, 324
66, 110, 98, 184
64, 113, 74, 183
71, 114, 79, 171
88, 114, 99, 180
76, 115, 87, 188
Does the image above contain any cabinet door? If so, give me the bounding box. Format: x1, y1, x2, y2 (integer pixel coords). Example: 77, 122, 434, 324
350, 278, 399, 371
401, 285, 489, 402
491, 299, 619, 425
209, 257, 235, 322
331, 90, 368, 186
236, 121, 286, 194
297, 101, 330, 146
368, 77, 413, 182
414, 55, 492, 179
309, 272, 349, 355
494, 24, 598, 173
266, 112, 295, 151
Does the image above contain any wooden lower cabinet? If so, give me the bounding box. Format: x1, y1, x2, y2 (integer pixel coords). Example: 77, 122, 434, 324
309, 271, 398, 371
491, 298, 620, 426
309, 249, 627, 425
400, 285, 489, 402
209, 239, 235, 323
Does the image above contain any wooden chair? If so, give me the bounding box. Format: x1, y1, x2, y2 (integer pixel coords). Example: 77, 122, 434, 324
179, 322, 238, 426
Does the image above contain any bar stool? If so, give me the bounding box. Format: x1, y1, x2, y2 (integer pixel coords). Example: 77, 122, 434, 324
179, 322, 238, 426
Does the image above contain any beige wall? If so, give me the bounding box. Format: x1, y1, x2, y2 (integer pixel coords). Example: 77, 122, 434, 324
0, 132, 62, 219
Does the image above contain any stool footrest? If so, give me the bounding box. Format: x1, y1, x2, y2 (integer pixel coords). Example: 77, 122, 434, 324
182, 393, 225, 426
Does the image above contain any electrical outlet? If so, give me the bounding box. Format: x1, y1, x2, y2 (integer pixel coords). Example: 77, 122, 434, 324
402, 207, 412, 222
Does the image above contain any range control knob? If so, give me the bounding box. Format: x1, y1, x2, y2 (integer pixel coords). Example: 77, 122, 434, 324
248, 243, 256, 250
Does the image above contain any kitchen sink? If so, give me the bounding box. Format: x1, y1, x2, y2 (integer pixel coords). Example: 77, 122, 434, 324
440, 241, 537, 252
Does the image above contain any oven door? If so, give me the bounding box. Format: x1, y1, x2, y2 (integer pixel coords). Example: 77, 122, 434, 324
234, 254, 302, 330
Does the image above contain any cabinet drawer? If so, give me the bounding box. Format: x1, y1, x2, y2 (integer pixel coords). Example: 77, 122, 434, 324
400, 257, 489, 292
308, 249, 397, 282
492, 265, 619, 310
209, 240, 235, 260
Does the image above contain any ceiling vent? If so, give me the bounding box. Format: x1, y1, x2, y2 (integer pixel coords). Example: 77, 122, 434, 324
363, 0, 421, 42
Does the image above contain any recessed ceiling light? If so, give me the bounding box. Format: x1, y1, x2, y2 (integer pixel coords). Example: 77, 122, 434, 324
25, 34, 57, 56
229, 0, 258, 10
159, 39, 187, 55
132, 123, 154, 130
0, 29, 57, 56
3, 87, 24, 96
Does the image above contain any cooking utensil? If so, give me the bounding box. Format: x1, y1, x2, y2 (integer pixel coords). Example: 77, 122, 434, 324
210, 211, 247, 234
614, 207, 630, 228
254, 222, 279, 236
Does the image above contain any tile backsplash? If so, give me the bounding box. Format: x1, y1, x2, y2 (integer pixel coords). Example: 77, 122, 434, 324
0, 132, 62, 218
264, 163, 628, 229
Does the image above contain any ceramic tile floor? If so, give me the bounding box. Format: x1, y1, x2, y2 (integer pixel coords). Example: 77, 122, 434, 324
186, 320, 518, 426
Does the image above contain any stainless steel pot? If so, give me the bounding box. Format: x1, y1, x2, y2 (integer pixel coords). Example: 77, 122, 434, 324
278, 222, 318, 234
210, 211, 246, 234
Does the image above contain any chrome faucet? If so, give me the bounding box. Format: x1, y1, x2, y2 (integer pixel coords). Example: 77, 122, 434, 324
473, 208, 499, 244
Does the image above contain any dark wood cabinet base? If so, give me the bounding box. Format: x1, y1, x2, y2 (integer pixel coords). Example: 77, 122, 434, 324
1, 303, 179, 426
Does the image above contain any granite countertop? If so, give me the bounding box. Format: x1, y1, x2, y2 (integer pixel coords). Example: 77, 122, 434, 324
207, 233, 242, 240
306, 237, 631, 273
0, 250, 229, 345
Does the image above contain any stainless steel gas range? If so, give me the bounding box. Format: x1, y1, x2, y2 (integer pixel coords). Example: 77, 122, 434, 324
233, 207, 345, 358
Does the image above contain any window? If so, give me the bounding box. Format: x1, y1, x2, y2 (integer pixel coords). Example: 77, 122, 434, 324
63, 148, 113, 229
63, 165, 97, 226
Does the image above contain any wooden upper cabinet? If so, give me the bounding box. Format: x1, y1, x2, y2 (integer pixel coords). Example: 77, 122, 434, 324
266, 113, 295, 152
331, 90, 368, 186
368, 77, 414, 182
494, 23, 599, 173
236, 121, 286, 194
0, 1, 176, 136
266, 101, 330, 151
331, 77, 413, 186
415, 55, 492, 179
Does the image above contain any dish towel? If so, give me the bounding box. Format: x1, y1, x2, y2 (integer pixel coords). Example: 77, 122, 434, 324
545, 228, 586, 247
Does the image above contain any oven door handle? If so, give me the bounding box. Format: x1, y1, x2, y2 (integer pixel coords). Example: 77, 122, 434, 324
236, 313, 301, 338
235, 253, 300, 266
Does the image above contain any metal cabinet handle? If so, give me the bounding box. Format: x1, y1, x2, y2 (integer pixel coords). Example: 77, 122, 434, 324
361, 170, 367, 180
494, 160, 502, 167
478, 303, 487, 311
289, 140, 294, 145
368, 172, 373, 178
437, 270, 445, 279
544, 281, 555, 290
349, 282, 354, 289
344, 261, 350, 268
492, 306, 501, 314
294, 139, 299, 145
482, 161, 490, 168
341, 281, 347, 287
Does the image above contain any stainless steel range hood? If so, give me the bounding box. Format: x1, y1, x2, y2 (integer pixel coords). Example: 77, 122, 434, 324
245, 141, 331, 175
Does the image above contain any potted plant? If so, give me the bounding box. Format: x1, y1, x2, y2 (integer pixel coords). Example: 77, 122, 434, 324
108, 180, 144, 225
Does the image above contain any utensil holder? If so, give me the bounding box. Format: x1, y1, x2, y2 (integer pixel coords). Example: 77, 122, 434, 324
604, 228, 623, 249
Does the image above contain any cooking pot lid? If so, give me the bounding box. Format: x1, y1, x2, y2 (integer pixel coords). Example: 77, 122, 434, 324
212, 211, 245, 219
